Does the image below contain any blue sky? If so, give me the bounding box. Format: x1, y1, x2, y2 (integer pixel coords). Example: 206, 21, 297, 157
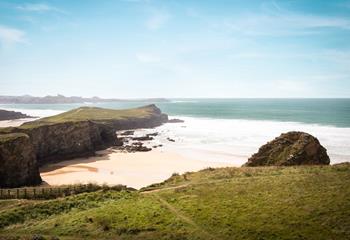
0, 0, 349, 98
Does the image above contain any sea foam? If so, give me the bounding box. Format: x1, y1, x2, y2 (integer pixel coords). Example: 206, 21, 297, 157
153, 116, 350, 166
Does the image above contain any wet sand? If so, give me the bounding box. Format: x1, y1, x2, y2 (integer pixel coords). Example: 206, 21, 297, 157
40, 148, 236, 189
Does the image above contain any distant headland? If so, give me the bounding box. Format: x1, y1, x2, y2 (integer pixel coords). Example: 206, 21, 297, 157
0, 94, 169, 104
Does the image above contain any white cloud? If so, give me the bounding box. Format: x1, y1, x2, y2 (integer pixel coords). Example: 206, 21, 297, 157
210, 1, 350, 37
16, 3, 66, 14
136, 53, 161, 63
0, 25, 26, 45
146, 10, 170, 30
221, 13, 350, 37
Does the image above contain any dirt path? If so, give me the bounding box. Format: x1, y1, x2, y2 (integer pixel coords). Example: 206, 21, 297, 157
151, 193, 216, 240
141, 183, 190, 194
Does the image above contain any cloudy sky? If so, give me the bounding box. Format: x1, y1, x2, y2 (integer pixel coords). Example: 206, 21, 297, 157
0, 0, 349, 98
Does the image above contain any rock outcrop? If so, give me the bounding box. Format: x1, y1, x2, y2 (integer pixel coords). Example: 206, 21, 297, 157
244, 131, 330, 167
0, 109, 33, 121
168, 118, 184, 123
0, 133, 41, 187
0, 104, 168, 187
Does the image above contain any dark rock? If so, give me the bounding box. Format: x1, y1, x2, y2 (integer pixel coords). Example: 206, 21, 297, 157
120, 130, 134, 136
0, 133, 41, 187
132, 136, 154, 141
134, 146, 152, 152
168, 118, 185, 123
116, 144, 152, 153
244, 131, 330, 167
132, 142, 143, 146
152, 145, 163, 148
0, 109, 34, 120
146, 132, 158, 137
167, 138, 175, 142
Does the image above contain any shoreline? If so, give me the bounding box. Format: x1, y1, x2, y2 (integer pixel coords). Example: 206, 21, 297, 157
40, 148, 237, 189
0, 118, 37, 128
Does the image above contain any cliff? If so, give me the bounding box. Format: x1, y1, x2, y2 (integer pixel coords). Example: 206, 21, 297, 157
0, 133, 41, 187
244, 131, 330, 166
0, 109, 33, 121
0, 104, 168, 187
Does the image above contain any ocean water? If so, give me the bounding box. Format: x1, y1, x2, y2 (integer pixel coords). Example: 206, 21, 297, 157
1, 99, 349, 165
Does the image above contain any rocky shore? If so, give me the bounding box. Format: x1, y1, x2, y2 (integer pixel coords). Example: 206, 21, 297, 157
0, 104, 168, 187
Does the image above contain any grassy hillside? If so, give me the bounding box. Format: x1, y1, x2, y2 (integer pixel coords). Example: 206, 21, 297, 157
0, 164, 349, 239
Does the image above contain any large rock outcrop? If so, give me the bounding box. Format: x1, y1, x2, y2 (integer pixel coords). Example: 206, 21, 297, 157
244, 131, 330, 167
0, 133, 41, 187
21, 121, 119, 166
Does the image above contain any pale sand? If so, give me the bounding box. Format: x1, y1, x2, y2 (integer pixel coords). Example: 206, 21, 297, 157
40, 148, 236, 189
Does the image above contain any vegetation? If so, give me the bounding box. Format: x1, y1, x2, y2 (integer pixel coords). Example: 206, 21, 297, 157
20, 105, 158, 129
0, 133, 28, 143
0, 164, 349, 239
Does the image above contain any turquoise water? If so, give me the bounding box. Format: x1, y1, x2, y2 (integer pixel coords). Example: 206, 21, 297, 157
1, 99, 350, 127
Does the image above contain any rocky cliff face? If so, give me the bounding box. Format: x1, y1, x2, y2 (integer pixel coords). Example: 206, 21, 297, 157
0, 133, 41, 188
244, 131, 330, 167
20, 121, 120, 166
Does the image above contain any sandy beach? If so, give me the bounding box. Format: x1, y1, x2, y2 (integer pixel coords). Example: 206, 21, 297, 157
40, 148, 236, 189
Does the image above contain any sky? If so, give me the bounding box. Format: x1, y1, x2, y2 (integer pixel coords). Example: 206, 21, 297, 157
0, 0, 350, 98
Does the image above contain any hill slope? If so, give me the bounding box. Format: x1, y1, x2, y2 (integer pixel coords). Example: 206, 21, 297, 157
0, 164, 349, 239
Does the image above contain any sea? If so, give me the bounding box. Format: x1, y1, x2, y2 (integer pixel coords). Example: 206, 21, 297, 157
1, 98, 349, 165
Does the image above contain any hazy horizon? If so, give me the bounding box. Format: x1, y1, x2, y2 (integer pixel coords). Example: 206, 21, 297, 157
1, 0, 350, 98
1, 93, 350, 99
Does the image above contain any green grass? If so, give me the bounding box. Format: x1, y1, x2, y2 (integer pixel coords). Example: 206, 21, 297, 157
18, 105, 158, 129
0, 133, 28, 143
0, 164, 349, 239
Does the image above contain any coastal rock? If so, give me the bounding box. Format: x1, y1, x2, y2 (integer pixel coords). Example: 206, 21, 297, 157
146, 132, 158, 137
244, 131, 330, 167
132, 136, 154, 141
0, 109, 33, 121
168, 118, 185, 123
120, 130, 134, 136
0, 133, 41, 187
115, 142, 152, 152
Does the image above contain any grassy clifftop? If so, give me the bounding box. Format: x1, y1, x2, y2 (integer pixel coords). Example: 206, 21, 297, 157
0, 133, 29, 143
20, 104, 162, 129
0, 164, 349, 239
